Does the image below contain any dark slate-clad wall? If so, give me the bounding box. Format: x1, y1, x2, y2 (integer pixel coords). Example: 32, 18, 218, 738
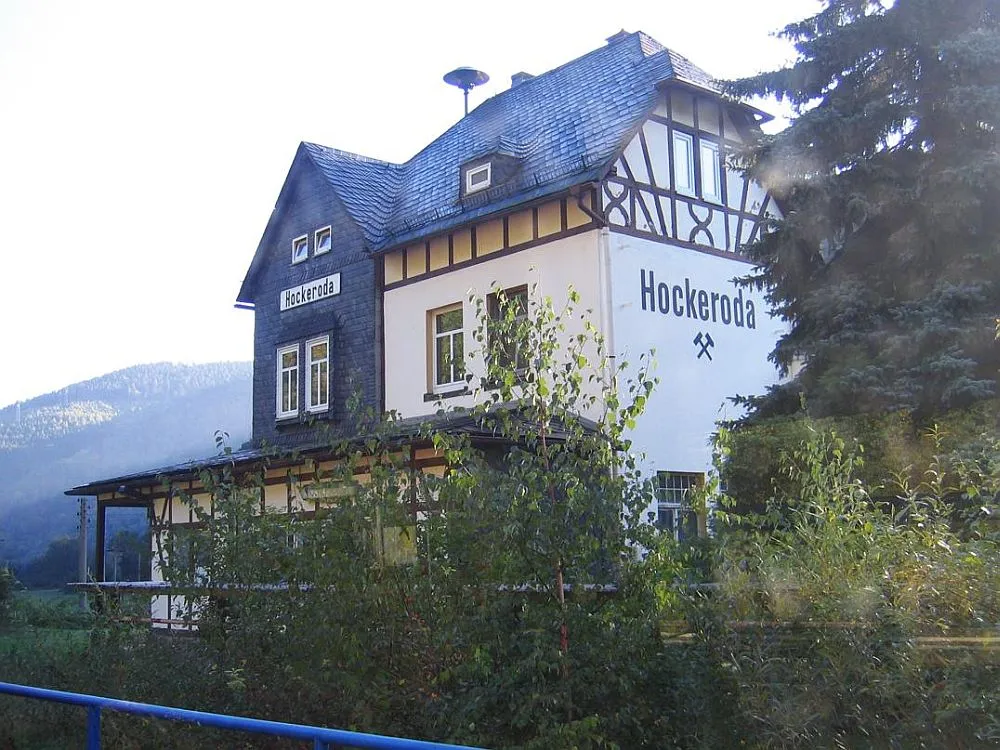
249, 155, 381, 448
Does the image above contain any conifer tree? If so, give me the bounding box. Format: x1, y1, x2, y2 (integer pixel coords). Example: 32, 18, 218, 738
731, 0, 1000, 420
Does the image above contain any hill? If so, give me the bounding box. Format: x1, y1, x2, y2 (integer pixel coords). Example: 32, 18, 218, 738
0, 362, 252, 567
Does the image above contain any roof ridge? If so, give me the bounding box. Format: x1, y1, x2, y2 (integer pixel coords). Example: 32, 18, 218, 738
302, 141, 401, 168
664, 48, 719, 89
635, 30, 666, 57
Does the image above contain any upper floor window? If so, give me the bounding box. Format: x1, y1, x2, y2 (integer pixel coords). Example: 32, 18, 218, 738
672, 131, 723, 204
306, 336, 329, 412
699, 140, 722, 203
277, 344, 299, 418
465, 163, 492, 194
314, 226, 332, 255
291, 235, 309, 264
487, 285, 529, 374
431, 305, 466, 392
672, 132, 695, 195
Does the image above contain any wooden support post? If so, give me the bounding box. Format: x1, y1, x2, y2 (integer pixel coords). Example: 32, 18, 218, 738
78, 498, 89, 610
95, 498, 107, 583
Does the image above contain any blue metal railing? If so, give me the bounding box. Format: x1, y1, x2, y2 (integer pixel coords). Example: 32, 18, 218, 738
0, 681, 484, 750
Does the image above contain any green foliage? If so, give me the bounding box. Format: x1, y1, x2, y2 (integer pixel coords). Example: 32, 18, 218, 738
7, 590, 92, 630
701, 427, 1000, 747
0, 401, 118, 451
0, 297, 997, 747
0, 623, 240, 749
723, 399, 1000, 515
18, 536, 83, 589
0, 566, 15, 625
416, 285, 665, 746
731, 0, 1000, 420
151, 286, 694, 748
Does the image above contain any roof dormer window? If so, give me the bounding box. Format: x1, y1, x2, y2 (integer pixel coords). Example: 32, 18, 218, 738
465, 162, 492, 194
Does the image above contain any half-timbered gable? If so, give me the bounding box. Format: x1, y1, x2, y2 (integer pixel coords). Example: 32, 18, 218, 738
602, 86, 779, 255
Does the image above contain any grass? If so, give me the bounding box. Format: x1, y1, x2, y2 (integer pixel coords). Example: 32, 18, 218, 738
0, 588, 92, 665
0, 589, 93, 746
8, 589, 92, 630
0, 626, 89, 657
23, 588, 80, 604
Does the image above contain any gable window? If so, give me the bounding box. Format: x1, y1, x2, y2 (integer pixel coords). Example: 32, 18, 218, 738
431, 305, 466, 392
487, 285, 529, 374
314, 226, 332, 255
655, 471, 701, 541
672, 131, 695, 195
291, 235, 309, 264
699, 140, 722, 203
277, 344, 299, 418
305, 336, 329, 413
465, 163, 492, 194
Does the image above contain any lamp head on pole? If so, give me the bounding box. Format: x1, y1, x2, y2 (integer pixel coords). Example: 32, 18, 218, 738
443, 67, 489, 116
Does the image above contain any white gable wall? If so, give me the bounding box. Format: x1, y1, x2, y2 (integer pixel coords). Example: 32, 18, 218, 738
607, 230, 782, 513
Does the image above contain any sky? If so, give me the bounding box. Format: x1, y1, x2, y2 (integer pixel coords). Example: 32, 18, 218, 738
0, 0, 818, 408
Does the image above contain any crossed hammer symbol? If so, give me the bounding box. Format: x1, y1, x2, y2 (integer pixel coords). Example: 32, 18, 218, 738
693, 332, 715, 360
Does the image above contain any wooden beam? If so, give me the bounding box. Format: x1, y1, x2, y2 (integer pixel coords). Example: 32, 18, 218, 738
95, 499, 107, 583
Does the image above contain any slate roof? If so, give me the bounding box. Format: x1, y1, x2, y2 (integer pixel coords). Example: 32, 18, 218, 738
300, 145, 402, 248
236, 30, 768, 303
66, 406, 599, 496
65, 446, 271, 497
289, 31, 723, 255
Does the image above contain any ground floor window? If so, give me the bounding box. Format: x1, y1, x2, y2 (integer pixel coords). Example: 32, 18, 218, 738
655, 471, 701, 540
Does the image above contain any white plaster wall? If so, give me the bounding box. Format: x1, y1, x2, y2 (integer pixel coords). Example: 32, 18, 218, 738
383, 230, 604, 418
608, 232, 782, 489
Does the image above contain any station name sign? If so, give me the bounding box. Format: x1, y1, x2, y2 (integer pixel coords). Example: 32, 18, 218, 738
640, 269, 756, 329
280, 273, 341, 312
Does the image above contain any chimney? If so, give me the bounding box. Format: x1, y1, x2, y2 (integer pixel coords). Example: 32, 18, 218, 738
510, 71, 534, 88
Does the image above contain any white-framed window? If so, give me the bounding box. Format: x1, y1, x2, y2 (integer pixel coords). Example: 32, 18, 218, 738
291, 235, 309, 264
276, 344, 299, 418
465, 163, 491, 194
655, 471, 701, 540
305, 336, 329, 413
314, 226, 332, 255
431, 304, 466, 392
699, 140, 722, 203
672, 131, 695, 195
